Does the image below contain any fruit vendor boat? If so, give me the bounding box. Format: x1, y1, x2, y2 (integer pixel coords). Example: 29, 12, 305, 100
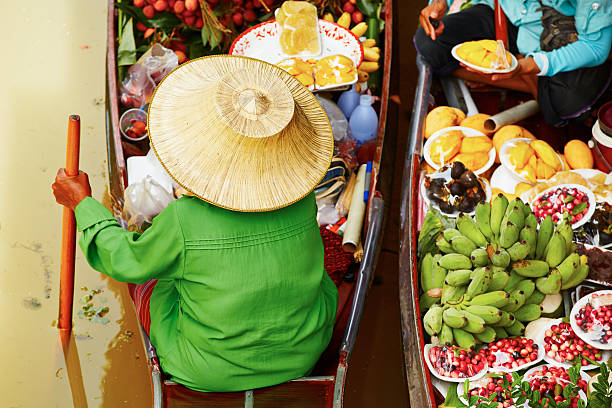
399, 3, 612, 407
104, 0, 393, 406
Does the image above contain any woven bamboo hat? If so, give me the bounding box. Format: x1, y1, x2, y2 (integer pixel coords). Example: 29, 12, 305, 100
148, 55, 333, 212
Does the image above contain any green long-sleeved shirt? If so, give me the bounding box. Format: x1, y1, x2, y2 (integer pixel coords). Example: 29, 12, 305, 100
75, 194, 338, 392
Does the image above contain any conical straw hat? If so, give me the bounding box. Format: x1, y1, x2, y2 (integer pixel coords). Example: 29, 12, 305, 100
148, 55, 334, 212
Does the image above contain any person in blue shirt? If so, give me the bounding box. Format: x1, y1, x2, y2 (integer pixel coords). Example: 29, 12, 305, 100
415, 0, 612, 126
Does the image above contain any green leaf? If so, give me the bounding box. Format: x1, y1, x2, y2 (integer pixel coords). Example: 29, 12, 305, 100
464, 379, 470, 399
442, 383, 469, 408
208, 26, 223, 50
200, 25, 209, 47
569, 365, 580, 383
148, 12, 181, 29
572, 202, 587, 215
117, 18, 137, 67
563, 195, 575, 203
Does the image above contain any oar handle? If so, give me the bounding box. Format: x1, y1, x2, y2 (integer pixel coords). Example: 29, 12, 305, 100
58, 115, 81, 331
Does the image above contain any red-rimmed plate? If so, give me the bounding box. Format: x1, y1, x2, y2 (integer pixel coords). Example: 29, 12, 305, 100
229, 19, 363, 69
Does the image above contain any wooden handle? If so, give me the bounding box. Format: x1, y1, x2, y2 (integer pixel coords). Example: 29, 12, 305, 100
58, 115, 81, 331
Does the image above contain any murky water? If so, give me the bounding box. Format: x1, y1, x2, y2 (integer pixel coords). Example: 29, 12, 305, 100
0, 1, 153, 406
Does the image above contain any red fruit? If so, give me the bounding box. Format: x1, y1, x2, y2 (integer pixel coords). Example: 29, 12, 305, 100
134, 0, 145, 7
154, 0, 168, 11
143, 5, 155, 18
169, 0, 176, 7
184, 15, 196, 25
233, 0, 244, 4
243, 9, 256, 22
135, 22, 148, 31
183, 9, 194, 16
343, 2, 355, 13
232, 12, 243, 25
174, 50, 187, 63
352, 10, 364, 24
144, 27, 156, 38
195, 17, 203, 28
245, 1, 253, 8
185, 0, 198, 11
174, 0, 185, 13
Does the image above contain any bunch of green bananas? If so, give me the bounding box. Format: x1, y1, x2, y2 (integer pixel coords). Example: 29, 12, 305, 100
421, 194, 589, 349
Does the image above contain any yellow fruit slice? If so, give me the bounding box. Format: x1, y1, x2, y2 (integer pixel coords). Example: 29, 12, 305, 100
460, 135, 493, 154
507, 141, 535, 170
429, 130, 463, 165
492, 125, 536, 163
530, 140, 562, 171
536, 159, 556, 180
452, 152, 489, 172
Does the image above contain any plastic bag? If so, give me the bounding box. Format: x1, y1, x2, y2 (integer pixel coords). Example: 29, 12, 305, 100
122, 175, 175, 231
120, 44, 178, 108
316, 95, 348, 142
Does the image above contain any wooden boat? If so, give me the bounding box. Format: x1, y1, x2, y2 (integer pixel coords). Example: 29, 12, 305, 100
399, 3, 612, 407
104, 0, 393, 406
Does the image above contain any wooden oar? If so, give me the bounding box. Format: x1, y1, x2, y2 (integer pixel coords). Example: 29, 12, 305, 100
58, 115, 81, 331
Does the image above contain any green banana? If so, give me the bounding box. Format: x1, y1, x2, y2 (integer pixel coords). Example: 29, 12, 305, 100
507, 206, 526, 231
441, 284, 467, 305
465, 305, 502, 325
443, 228, 462, 242
451, 235, 478, 257
436, 235, 454, 254
508, 240, 531, 262
522, 203, 532, 218
557, 253, 580, 284
561, 264, 589, 290
493, 326, 508, 339
424, 305, 444, 335
470, 248, 490, 267
514, 304, 542, 322
470, 291, 510, 308
499, 222, 520, 249
536, 215, 554, 260
438, 323, 454, 345
535, 269, 562, 295
474, 202, 493, 242
488, 270, 510, 291
520, 225, 537, 259
457, 213, 488, 248
419, 293, 440, 310
545, 231, 567, 268
525, 213, 538, 231
491, 249, 511, 268
466, 266, 492, 299
452, 328, 476, 349
512, 260, 550, 278
443, 307, 467, 329
524, 290, 546, 305
420, 253, 435, 291
505, 319, 525, 336
493, 311, 515, 327
556, 220, 573, 254
506, 270, 524, 291
490, 194, 509, 239
514, 279, 536, 299
503, 290, 526, 313
461, 310, 486, 334
475, 326, 497, 343
439, 253, 472, 270
445, 269, 473, 286
500, 200, 521, 230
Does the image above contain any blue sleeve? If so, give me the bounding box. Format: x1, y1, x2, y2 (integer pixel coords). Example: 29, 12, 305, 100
529, 27, 612, 76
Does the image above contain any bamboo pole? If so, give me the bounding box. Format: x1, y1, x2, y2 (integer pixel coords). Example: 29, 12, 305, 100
58, 115, 81, 331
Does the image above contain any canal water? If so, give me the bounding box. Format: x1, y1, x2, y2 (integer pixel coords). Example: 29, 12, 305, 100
0, 0, 152, 406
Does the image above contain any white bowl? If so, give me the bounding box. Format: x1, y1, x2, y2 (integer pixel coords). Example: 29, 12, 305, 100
424, 344, 488, 383
570, 290, 612, 351
536, 318, 611, 370
424, 126, 495, 175
451, 43, 518, 74
524, 364, 591, 384
484, 340, 545, 373
420, 172, 492, 218
530, 183, 596, 229
490, 164, 525, 194
499, 138, 566, 185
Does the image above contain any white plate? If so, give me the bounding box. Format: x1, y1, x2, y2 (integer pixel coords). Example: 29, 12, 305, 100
451, 43, 518, 74
424, 344, 488, 383
570, 290, 612, 351
424, 126, 495, 175
524, 364, 591, 384
530, 184, 596, 229
490, 164, 525, 194
229, 19, 363, 91
499, 138, 566, 185
536, 318, 611, 370
484, 340, 545, 373
420, 172, 492, 218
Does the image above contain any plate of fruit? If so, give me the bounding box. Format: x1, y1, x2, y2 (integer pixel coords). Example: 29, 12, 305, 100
500, 138, 564, 185
537, 318, 610, 369
524, 365, 590, 392
421, 161, 492, 217
477, 337, 544, 373
570, 290, 612, 351
451, 39, 518, 75
424, 344, 488, 383
531, 184, 596, 229
424, 126, 495, 175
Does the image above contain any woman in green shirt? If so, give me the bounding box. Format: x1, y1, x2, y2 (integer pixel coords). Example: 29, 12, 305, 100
52, 56, 338, 392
